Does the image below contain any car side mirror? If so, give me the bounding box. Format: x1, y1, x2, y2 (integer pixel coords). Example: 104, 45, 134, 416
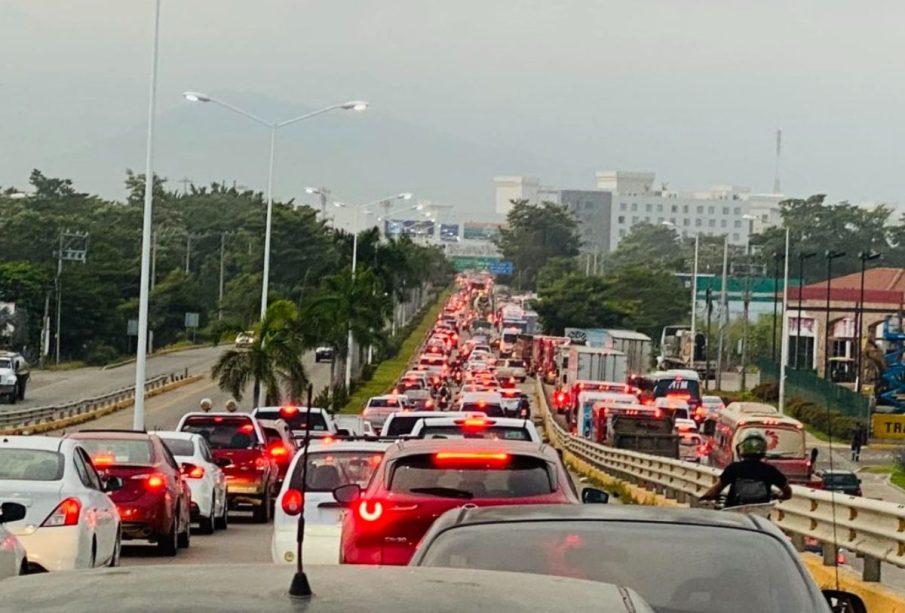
215, 457, 233, 468
333, 483, 362, 505
336, 429, 350, 437
810, 448, 819, 464
581, 487, 609, 504
822, 590, 866, 613
103, 476, 124, 493
0, 501, 26, 523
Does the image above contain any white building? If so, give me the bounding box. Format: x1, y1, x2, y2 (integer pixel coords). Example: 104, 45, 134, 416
494, 176, 560, 217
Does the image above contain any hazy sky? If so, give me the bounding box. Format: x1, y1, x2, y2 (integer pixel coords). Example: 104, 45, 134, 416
3, 0, 905, 217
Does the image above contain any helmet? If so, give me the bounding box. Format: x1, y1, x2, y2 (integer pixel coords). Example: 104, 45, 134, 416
736, 431, 768, 459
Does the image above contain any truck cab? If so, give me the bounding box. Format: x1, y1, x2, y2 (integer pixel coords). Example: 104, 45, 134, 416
0, 351, 29, 404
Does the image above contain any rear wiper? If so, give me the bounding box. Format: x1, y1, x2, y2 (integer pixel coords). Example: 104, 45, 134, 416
408, 487, 474, 499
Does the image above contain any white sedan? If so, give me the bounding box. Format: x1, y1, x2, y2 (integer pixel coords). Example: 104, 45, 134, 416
0, 436, 121, 571
154, 431, 229, 534
272, 440, 390, 565
0, 502, 27, 579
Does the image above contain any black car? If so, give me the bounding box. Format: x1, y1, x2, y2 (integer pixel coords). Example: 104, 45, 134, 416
315, 346, 335, 362
816, 469, 862, 496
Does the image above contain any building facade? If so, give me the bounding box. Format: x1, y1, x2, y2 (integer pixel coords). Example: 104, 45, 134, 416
559, 190, 613, 254
494, 176, 560, 217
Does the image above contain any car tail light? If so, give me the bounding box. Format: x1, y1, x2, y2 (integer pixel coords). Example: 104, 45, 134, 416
269, 444, 289, 459
358, 500, 383, 522
91, 453, 116, 467
280, 405, 299, 418
239, 423, 255, 434
434, 452, 509, 464
282, 489, 304, 516
145, 474, 167, 492
186, 466, 205, 479
42, 497, 81, 527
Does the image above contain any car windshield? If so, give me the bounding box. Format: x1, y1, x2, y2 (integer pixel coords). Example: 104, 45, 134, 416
79, 438, 154, 465
368, 398, 404, 409
0, 358, 11, 370
822, 473, 858, 485
388, 454, 554, 498
420, 426, 531, 441
289, 451, 384, 491
181, 416, 260, 449
417, 522, 815, 613
384, 416, 426, 437
160, 438, 195, 456
654, 379, 701, 401
0, 449, 64, 481
254, 408, 328, 432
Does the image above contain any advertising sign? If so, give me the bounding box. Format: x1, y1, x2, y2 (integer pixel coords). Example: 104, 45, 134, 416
463, 221, 503, 240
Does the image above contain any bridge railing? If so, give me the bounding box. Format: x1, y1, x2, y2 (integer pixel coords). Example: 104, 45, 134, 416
536, 379, 905, 583
0, 370, 191, 431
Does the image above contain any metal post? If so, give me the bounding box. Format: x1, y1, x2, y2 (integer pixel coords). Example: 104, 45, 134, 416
260, 124, 277, 321
856, 252, 880, 393
133, 0, 161, 431
705, 287, 713, 391
54, 234, 63, 365
823, 251, 846, 379
771, 251, 782, 362
345, 213, 359, 389
185, 233, 191, 274
795, 252, 817, 369
715, 236, 729, 389
218, 232, 226, 320
741, 281, 750, 392
779, 228, 791, 414
690, 234, 699, 348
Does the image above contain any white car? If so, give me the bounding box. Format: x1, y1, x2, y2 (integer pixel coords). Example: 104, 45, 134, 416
0, 502, 27, 579
154, 431, 229, 534
252, 406, 337, 440
333, 415, 375, 437
0, 436, 121, 571
272, 440, 391, 565
362, 395, 410, 434
458, 391, 506, 417
701, 395, 726, 417
382, 411, 477, 438
410, 416, 541, 442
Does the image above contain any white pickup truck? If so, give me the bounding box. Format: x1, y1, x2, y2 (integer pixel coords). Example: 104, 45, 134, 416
0, 352, 29, 404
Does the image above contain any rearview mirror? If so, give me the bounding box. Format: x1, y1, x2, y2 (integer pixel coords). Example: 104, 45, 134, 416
215, 457, 233, 468
333, 483, 362, 505
0, 501, 26, 524
581, 487, 609, 504
822, 589, 866, 613
103, 476, 124, 493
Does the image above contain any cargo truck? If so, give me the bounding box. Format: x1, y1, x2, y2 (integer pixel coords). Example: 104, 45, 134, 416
605, 405, 679, 459
563, 328, 652, 376
560, 345, 628, 388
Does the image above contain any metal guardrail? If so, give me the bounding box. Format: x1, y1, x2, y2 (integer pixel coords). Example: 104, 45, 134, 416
535, 379, 905, 583
0, 369, 191, 430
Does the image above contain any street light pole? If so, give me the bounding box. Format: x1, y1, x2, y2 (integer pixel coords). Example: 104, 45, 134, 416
823, 250, 846, 380
133, 0, 161, 431
778, 228, 791, 414
715, 235, 729, 390
795, 252, 816, 369
856, 251, 881, 392
771, 250, 784, 363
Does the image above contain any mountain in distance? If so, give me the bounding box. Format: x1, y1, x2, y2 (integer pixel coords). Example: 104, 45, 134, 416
39, 91, 547, 222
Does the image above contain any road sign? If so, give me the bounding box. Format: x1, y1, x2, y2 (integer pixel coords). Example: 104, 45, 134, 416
184, 312, 200, 329
488, 261, 514, 275
127, 319, 139, 336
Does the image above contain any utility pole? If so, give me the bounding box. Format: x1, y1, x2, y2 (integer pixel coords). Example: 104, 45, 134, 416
715, 236, 729, 390
705, 287, 713, 391
219, 232, 226, 320
54, 230, 89, 364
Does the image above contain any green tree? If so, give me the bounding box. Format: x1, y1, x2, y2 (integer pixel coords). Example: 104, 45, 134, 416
496, 200, 580, 290
536, 257, 578, 292
605, 266, 691, 339
604, 222, 683, 272
532, 273, 632, 334
211, 300, 308, 407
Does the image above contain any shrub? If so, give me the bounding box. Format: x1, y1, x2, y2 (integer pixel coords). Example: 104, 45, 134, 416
752, 382, 778, 402
83, 342, 119, 366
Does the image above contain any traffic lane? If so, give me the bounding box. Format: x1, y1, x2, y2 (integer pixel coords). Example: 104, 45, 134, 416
47, 351, 332, 433
122, 514, 272, 566
15, 345, 225, 410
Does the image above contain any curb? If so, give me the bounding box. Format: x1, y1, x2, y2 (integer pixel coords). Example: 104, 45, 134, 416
101, 344, 209, 371
1, 373, 205, 435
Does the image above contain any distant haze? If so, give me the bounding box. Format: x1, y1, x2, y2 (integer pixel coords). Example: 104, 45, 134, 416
2, 0, 905, 219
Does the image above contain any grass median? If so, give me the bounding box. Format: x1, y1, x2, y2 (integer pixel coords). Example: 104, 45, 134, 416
860, 464, 905, 490
340, 290, 450, 414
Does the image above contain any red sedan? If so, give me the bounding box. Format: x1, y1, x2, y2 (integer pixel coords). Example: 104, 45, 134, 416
335, 439, 604, 565
69, 430, 192, 556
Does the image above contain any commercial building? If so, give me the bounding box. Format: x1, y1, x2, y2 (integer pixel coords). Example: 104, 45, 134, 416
559, 190, 613, 254
493, 176, 560, 217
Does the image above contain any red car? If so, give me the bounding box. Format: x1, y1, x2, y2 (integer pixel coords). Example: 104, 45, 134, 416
176, 412, 279, 523
334, 439, 604, 565
69, 430, 192, 556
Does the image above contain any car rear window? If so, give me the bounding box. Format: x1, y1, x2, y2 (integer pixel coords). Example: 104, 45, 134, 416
461, 403, 505, 417
253, 408, 328, 432
823, 473, 858, 485
388, 454, 554, 498
160, 438, 195, 456
384, 416, 424, 437
79, 438, 154, 465
0, 449, 64, 481
289, 451, 384, 491
419, 426, 531, 441
181, 416, 260, 449
368, 397, 404, 409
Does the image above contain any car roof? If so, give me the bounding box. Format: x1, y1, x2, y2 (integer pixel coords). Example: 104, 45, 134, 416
182, 411, 255, 419
150, 430, 199, 441
306, 440, 391, 453
0, 564, 653, 612
68, 430, 154, 440
426, 503, 776, 534
418, 416, 532, 428
254, 406, 326, 414
385, 438, 554, 460
388, 411, 473, 419
0, 435, 64, 452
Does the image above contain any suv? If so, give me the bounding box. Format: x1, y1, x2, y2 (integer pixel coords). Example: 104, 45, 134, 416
68, 430, 192, 556
176, 412, 278, 523
251, 406, 337, 439
0, 351, 29, 404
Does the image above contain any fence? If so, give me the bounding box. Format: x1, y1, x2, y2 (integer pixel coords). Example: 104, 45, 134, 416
758, 359, 869, 417
537, 379, 904, 583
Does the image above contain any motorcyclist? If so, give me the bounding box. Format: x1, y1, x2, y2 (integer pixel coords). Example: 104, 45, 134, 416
699, 432, 792, 508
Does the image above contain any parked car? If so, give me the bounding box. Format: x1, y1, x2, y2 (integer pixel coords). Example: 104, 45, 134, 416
155, 431, 229, 534
67, 430, 187, 556
1, 436, 122, 570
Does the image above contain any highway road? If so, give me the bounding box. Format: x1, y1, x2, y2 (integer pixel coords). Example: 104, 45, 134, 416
11, 346, 225, 411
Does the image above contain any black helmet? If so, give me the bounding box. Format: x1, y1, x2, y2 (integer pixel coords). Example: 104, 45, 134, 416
736, 431, 768, 459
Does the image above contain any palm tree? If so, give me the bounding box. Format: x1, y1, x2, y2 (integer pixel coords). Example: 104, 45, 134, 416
211, 300, 308, 407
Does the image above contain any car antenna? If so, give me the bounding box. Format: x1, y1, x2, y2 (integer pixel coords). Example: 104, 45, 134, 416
289, 383, 315, 599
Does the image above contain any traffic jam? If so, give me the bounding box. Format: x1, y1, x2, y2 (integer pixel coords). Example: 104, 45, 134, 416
0, 272, 864, 611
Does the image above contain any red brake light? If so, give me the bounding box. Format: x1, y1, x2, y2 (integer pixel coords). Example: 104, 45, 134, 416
269, 444, 288, 458
280, 405, 299, 418
425, 399, 434, 409
239, 423, 255, 434
91, 453, 115, 467
186, 466, 205, 479
434, 452, 509, 464
42, 497, 81, 527
282, 489, 304, 516
145, 474, 166, 492
358, 500, 384, 522
460, 418, 492, 428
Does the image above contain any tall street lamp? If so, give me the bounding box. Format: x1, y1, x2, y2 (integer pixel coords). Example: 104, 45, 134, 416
133, 0, 162, 431
856, 251, 881, 393
795, 252, 817, 369
740, 214, 756, 391
344, 193, 413, 388
771, 249, 786, 363
663, 222, 699, 356
183, 91, 368, 324
305, 186, 331, 218
823, 250, 846, 380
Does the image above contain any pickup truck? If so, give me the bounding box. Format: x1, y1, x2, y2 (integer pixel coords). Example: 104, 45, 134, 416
0, 351, 29, 404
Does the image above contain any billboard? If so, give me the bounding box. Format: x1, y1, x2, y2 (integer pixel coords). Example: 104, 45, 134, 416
463, 221, 503, 240
439, 224, 460, 242
384, 219, 435, 238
